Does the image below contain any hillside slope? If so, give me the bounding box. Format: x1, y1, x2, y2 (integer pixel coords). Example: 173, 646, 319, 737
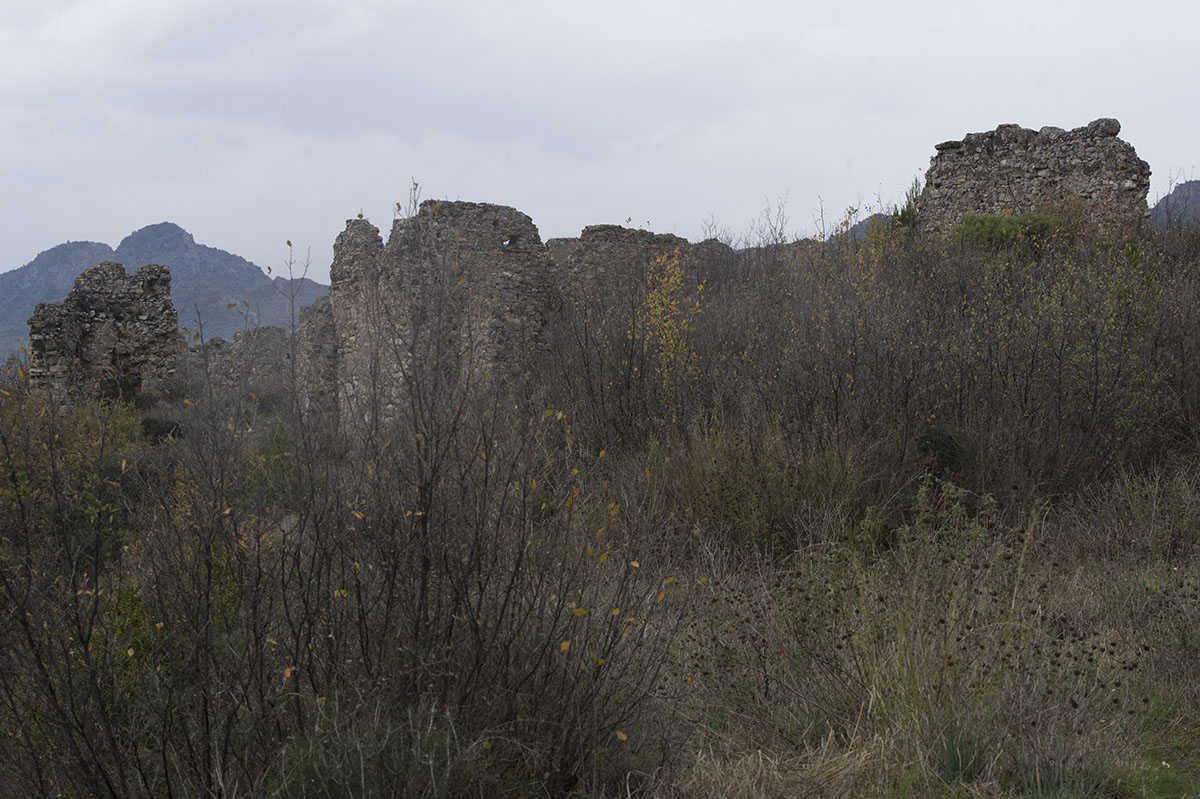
0, 223, 327, 355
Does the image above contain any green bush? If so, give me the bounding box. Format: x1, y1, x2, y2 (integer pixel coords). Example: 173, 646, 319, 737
956, 212, 1067, 256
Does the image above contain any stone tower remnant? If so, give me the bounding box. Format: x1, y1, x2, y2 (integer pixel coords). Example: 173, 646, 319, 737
919, 118, 1151, 237
27, 262, 182, 402
295, 295, 338, 422
326, 200, 558, 425
304, 201, 740, 432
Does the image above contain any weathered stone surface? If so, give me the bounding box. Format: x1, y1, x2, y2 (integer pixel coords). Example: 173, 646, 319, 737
221, 326, 289, 397
174, 324, 298, 412
556, 224, 736, 302
564, 225, 690, 293
686, 237, 739, 288
28, 262, 181, 402
295, 295, 337, 422
545, 237, 582, 270
328, 201, 559, 425
316, 205, 744, 432
327, 219, 391, 424
919, 118, 1151, 237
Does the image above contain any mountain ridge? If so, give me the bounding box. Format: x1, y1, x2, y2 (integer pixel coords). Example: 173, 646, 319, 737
0, 223, 328, 355
1150, 180, 1200, 229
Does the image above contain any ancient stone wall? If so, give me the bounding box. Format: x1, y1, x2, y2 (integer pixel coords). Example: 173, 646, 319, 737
195, 326, 291, 407
555, 224, 735, 306
308, 205, 740, 434
919, 118, 1151, 237
327, 201, 558, 426
563, 225, 690, 293
28, 262, 181, 402
295, 295, 338, 423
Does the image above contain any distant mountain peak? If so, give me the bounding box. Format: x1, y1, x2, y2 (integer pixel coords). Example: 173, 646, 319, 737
1, 223, 328, 356
1150, 181, 1200, 229
115, 222, 197, 256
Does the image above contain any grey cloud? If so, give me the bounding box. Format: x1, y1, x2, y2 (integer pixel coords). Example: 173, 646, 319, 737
2, 0, 1199, 286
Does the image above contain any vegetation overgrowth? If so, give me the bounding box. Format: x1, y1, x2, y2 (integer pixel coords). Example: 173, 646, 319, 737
3, 207, 1200, 797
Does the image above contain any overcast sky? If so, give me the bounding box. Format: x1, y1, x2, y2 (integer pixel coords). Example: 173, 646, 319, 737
2, 0, 1196, 284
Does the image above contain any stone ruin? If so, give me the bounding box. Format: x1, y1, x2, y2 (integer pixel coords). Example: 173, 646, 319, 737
919, 117, 1151, 237
324, 201, 560, 426
547, 225, 737, 297
24, 118, 1156, 416
549, 225, 690, 291
20, 206, 738, 420
28, 262, 181, 403
295, 295, 337, 421
301, 202, 738, 430
191, 325, 292, 407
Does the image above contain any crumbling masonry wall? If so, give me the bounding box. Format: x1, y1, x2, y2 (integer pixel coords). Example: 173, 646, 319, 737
28, 262, 181, 402
328, 201, 558, 427
552, 225, 690, 292
189, 325, 291, 409
549, 225, 735, 303
295, 295, 338, 423
919, 118, 1151, 237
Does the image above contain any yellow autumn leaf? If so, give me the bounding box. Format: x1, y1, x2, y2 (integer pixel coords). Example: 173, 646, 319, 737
657, 591, 665, 603
127, 647, 134, 657
598, 552, 608, 564
616, 731, 628, 741
283, 667, 293, 680
559, 641, 570, 652
630, 560, 639, 568
573, 608, 587, 616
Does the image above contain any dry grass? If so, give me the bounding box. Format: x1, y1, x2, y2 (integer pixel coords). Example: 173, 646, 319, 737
5, 216, 1200, 796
